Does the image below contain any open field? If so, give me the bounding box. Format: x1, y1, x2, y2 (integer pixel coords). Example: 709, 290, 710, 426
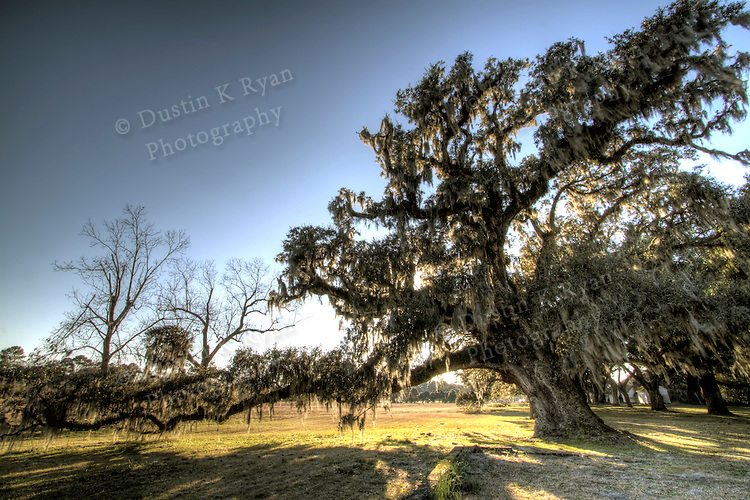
1, 403, 749, 499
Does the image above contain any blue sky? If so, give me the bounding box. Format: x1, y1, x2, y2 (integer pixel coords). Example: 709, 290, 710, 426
1, 0, 747, 361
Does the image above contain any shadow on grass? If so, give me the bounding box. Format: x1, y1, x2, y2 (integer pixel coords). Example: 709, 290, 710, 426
454, 443, 750, 500
0, 437, 443, 500
592, 404, 750, 452
453, 406, 750, 499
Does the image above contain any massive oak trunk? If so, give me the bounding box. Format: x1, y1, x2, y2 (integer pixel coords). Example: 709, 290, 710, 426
397, 344, 620, 439
506, 350, 617, 438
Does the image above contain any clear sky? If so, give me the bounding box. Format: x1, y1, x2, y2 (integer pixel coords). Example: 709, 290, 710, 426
1, 0, 747, 363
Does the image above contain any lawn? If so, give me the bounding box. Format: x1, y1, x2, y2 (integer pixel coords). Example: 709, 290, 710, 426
1, 403, 748, 499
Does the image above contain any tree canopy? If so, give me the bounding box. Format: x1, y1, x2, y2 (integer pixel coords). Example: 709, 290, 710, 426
276, 0, 750, 437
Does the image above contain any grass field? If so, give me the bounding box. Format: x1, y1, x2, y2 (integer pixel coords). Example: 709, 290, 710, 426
1, 403, 749, 499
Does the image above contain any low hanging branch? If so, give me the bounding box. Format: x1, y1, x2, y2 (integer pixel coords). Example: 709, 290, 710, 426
0, 344, 507, 439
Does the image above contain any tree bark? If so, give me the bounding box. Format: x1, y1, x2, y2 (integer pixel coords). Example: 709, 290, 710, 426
645, 384, 667, 411
589, 377, 606, 404
699, 369, 732, 416
614, 374, 633, 407
508, 351, 618, 438
630, 365, 667, 411
620, 383, 633, 407
608, 377, 620, 406
686, 374, 705, 405
101, 333, 112, 375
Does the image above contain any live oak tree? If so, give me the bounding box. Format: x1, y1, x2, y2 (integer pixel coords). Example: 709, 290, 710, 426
711, 179, 750, 406
460, 369, 497, 408
460, 369, 521, 407
45, 205, 189, 375
159, 257, 293, 370
535, 163, 750, 414
276, 1, 750, 438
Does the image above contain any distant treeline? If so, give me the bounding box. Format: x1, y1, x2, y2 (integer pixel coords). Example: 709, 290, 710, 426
391, 380, 468, 404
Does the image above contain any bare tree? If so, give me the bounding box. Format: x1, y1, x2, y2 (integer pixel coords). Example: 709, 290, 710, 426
47, 205, 189, 374
160, 257, 293, 370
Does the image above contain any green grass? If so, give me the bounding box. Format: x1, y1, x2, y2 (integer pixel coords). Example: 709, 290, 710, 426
432, 451, 466, 500
1, 403, 748, 499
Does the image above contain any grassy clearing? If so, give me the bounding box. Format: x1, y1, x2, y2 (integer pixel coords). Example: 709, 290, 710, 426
0, 403, 748, 499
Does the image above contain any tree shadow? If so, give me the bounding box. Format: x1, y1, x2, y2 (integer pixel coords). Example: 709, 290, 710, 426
592, 404, 750, 453
458, 445, 750, 500
0, 436, 444, 499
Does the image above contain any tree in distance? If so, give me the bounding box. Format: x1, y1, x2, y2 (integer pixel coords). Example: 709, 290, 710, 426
159, 257, 295, 371
44, 205, 190, 375
460, 369, 521, 408
0, 346, 25, 368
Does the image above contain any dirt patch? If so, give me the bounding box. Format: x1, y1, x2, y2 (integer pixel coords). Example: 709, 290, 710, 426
460, 445, 750, 499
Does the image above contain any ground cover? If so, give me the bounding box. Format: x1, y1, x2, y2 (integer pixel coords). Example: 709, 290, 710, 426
1, 403, 748, 499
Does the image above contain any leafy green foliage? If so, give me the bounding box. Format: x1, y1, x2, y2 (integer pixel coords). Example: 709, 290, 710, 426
460, 369, 521, 407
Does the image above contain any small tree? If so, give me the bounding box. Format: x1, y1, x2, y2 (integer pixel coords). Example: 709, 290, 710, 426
461, 369, 498, 407
461, 369, 520, 407
142, 325, 193, 378
0, 346, 25, 368
46, 205, 189, 374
